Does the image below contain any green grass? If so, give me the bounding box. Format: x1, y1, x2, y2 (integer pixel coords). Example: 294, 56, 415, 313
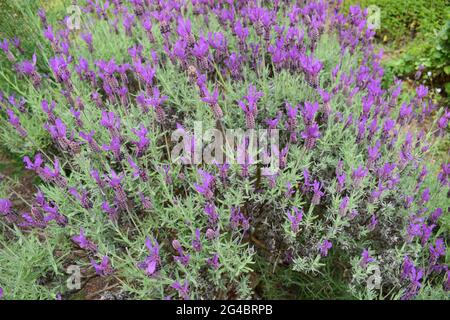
343, 0, 449, 44
344, 0, 450, 101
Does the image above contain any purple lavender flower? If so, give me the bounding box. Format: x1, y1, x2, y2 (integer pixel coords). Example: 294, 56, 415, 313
79, 131, 101, 152
49, 55, 72, 85
401, 256, 423, 300
201, 87, 223, 119
356, 116, 367, 142
437, 163, 450, 187
39, 199, 67, 227
206, 227, 220, 240
23, 153, 44, 174
81, 33, 93, 53
285, 182, 295, 197
194, 169, 215, 200
106, 170, 123, 189
230, 207, 250, 232
45, 118, 71, 150
382, 119, 395, 141
416, 85, 428, 100
176, 17, 193, 40
207, 253, 220, 270
367, 140, 381, 165
300, 55, 322, 87
192, 228, 202, 252
127, 157, 147, 181
319, 239, 332, 257
105, 170, 127, 209
172, 239, 190, 266
430, 208, 442, 223
301, 123, 321, 149
72, 228, 97, 252
68, 187, 91, 209
139, 192, 152, 211
233, 20, 249, 52
402, 256, 414, 279
208, 31, 228, 63
0, 198, 12, 216
15, 54, 41, 87
225, 52, 244, 80
265, 112, 281, 130
339, 196, 349, 216
192, 37, 210, 72
100, 110, 121, 136
171, 280, 190, 300
318, 88, 332, 119
0, 39, 15, 61
70, 106, 83, 128
37, 8, 47, 26
147, 87, 168, 123
101, 201, 118, 221
420, 223, 435, 246
131, 124, 150, 157
214, 161, 230, 183
134, 60, 156, 89
336, 161, 346, 192
407, 267, 424, 295
239, 84, 263, 129
102, 136, 122, 160
91, 256, 114, 276
123, 12, 136, 37
311, 180, 324, 205
352, 166, 368, 188
285, 102, 299, 142
367, 118, 378, 141
398, 103, 413, 125
414, 65, 425, 80
161, 164, 172, 185
43, 25, 55, 44
301, 101, 319, 126
443, 270, 450, 292
420, 188, 430, 204
368, 214, 378, 231
429, 238, 445, 265
360, 249, 375, 267
90, 169, 105, 189
138, 237, 161, 276
6, 109, 27, 137
287, 207, 303, 233
436, 109, 450, 137
204, 203, 219, 225
407, 217, 424, 241
39, 157, 67, 188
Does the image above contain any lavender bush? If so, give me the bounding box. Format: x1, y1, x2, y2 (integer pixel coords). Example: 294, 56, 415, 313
0, 0, 448, 300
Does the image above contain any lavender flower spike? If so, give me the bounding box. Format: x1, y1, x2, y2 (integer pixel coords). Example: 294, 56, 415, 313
138, 237, 161, 276
90, 256, 113, 276
287, 207, 303, 233
319, 240, 332, 257
194, 169, 215, 200
360, 249, 375, 267
71, 228, 97, 252
171, 280, 190, 300
0, 198, 13, 216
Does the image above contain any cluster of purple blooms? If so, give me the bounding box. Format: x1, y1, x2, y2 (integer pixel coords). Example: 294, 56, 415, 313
0, 0, 448, 300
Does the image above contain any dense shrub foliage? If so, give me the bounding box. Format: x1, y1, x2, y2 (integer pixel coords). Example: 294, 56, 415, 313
0, 0, 449, 300
344, 0, 449, 42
